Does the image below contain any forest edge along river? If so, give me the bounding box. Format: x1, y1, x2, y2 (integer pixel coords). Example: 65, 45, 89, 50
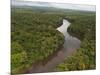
23, 19, 81, 74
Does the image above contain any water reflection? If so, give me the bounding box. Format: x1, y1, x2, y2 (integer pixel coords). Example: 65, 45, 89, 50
57, 19, 71, 36
57, 19, 81, 51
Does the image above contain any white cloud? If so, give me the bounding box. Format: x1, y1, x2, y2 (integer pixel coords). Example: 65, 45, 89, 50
49, 3, 95, 11
11, 0, 96, 11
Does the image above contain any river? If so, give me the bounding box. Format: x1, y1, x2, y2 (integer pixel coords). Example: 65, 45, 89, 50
24, 19, 81, 74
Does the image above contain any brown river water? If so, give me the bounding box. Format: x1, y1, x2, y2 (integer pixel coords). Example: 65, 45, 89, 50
23, 19, 81, 74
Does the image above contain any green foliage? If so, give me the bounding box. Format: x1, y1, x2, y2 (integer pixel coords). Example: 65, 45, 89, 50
55, 12, 96, 71
11, 8, 64, 73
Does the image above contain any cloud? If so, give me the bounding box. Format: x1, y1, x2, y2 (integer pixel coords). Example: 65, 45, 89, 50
11, 0, 96, 11
49, 3, 95, 11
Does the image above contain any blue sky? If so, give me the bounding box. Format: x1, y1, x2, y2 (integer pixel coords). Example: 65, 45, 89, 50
12, 0, 96, 11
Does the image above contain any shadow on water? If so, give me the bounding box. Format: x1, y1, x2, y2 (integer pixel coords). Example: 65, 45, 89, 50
23, 19, 81, 74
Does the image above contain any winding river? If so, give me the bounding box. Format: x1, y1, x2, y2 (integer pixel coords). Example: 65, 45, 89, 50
24, 19, 81, 73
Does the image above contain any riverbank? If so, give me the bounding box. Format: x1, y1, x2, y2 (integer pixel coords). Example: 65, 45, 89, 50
22, 45, 64, 74
55, 14, 96, 71
20, 19, 81, 74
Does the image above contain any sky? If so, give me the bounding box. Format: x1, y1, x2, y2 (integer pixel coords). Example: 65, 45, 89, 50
11, 0, 96, 11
